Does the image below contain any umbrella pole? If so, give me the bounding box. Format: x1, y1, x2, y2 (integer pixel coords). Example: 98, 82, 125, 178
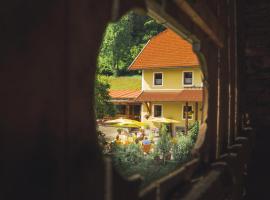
170, 123, 173, 137
185, 102, 189, 135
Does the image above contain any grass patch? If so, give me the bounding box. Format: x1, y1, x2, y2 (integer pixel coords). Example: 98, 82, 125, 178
99, 75, 141, 90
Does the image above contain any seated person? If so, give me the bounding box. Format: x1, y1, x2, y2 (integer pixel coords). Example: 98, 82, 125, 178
138, 133, 145, 141
136, 131, 142, 138
122, 130, 129, 136
115, 133, 121, 144
119, 134, 127, 142
115, 132, 120, 140
142, 137, 151, 153
142, 137, 150, 145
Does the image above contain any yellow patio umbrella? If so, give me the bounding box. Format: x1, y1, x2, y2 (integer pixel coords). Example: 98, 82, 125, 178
105, 118, 127, 124
105, 118, 145, 127
148, 117, 180, 124
108, 122, 142, 128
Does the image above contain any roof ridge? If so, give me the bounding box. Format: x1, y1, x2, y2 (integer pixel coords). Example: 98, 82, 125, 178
148, 28, 170, 41
127, 29, 170, 71
129, 28, 199, 70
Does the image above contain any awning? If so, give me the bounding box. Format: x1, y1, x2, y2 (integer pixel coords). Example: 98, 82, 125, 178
109, 90, 141, 99
135, 90, 203, 102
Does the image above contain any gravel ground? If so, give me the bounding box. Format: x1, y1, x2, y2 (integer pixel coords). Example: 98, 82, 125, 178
98, 125, 128, 142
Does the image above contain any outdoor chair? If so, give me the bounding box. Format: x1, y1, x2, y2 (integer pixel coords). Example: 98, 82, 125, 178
143, 143, 151, 153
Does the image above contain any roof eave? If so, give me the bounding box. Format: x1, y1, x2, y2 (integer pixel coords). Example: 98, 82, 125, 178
135, 99, 203, 102
130, 65, 200, 70
128, 39, 152, 71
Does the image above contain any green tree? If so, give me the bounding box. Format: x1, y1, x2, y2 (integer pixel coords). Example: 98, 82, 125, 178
95, 75, 116, 119
156, 124, 172, 164
98, 15, 133, 76
98, 11, 165, 76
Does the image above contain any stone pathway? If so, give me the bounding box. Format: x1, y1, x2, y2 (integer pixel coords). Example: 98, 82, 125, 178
98, 125, 119, 141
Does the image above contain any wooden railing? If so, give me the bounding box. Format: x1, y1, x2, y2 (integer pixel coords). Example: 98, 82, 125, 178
139, 158, 199, 200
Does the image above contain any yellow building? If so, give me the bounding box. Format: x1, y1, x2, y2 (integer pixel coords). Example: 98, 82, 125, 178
128, 29, 203, 134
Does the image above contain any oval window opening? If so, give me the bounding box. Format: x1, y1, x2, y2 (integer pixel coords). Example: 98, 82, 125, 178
95, 10, 208, 189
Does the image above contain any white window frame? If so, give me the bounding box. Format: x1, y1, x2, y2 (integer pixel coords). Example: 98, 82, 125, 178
182, 71, 194, 87
153, 72, 163, 87
152, 104, 163, 118
182, 104, 194, 120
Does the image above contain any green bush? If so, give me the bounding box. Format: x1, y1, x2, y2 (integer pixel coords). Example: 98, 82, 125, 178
111, 142, 125, 156
113, 143, 143, 165
156, 124, 172, 164
97, 130, 107, 148
172, 135, 193, 162
160, 123, 168, 135
95, 75, 116, 119
110, 121, 200, 188
172, 121, 199, 162
124, 143, 144, 164
189, 121, 199, 143
149, 149, 160, 159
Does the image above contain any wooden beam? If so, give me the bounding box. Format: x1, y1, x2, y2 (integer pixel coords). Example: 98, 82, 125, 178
174, 0, 225, 48
146, 0, 199, 44
245, 47, 270, 56
144, 102, 152, 116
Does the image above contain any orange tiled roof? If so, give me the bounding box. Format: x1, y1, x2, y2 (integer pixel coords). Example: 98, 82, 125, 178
128, 29, 199, 70
109, 90, 141, 99
135, 90, 203, 102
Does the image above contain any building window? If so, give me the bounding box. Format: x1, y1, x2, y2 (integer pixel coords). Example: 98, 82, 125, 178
116, 105, 126, 115
133, 105, 141, 115
153, 105, 162, 117
182, 105, 193, 120
183, 71, 193, 86
153, 72, 163, 86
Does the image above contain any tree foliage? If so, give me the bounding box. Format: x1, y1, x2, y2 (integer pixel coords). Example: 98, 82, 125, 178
95, 76, 116, 119
95, 12, 165, 118
98, 11, 165, 76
